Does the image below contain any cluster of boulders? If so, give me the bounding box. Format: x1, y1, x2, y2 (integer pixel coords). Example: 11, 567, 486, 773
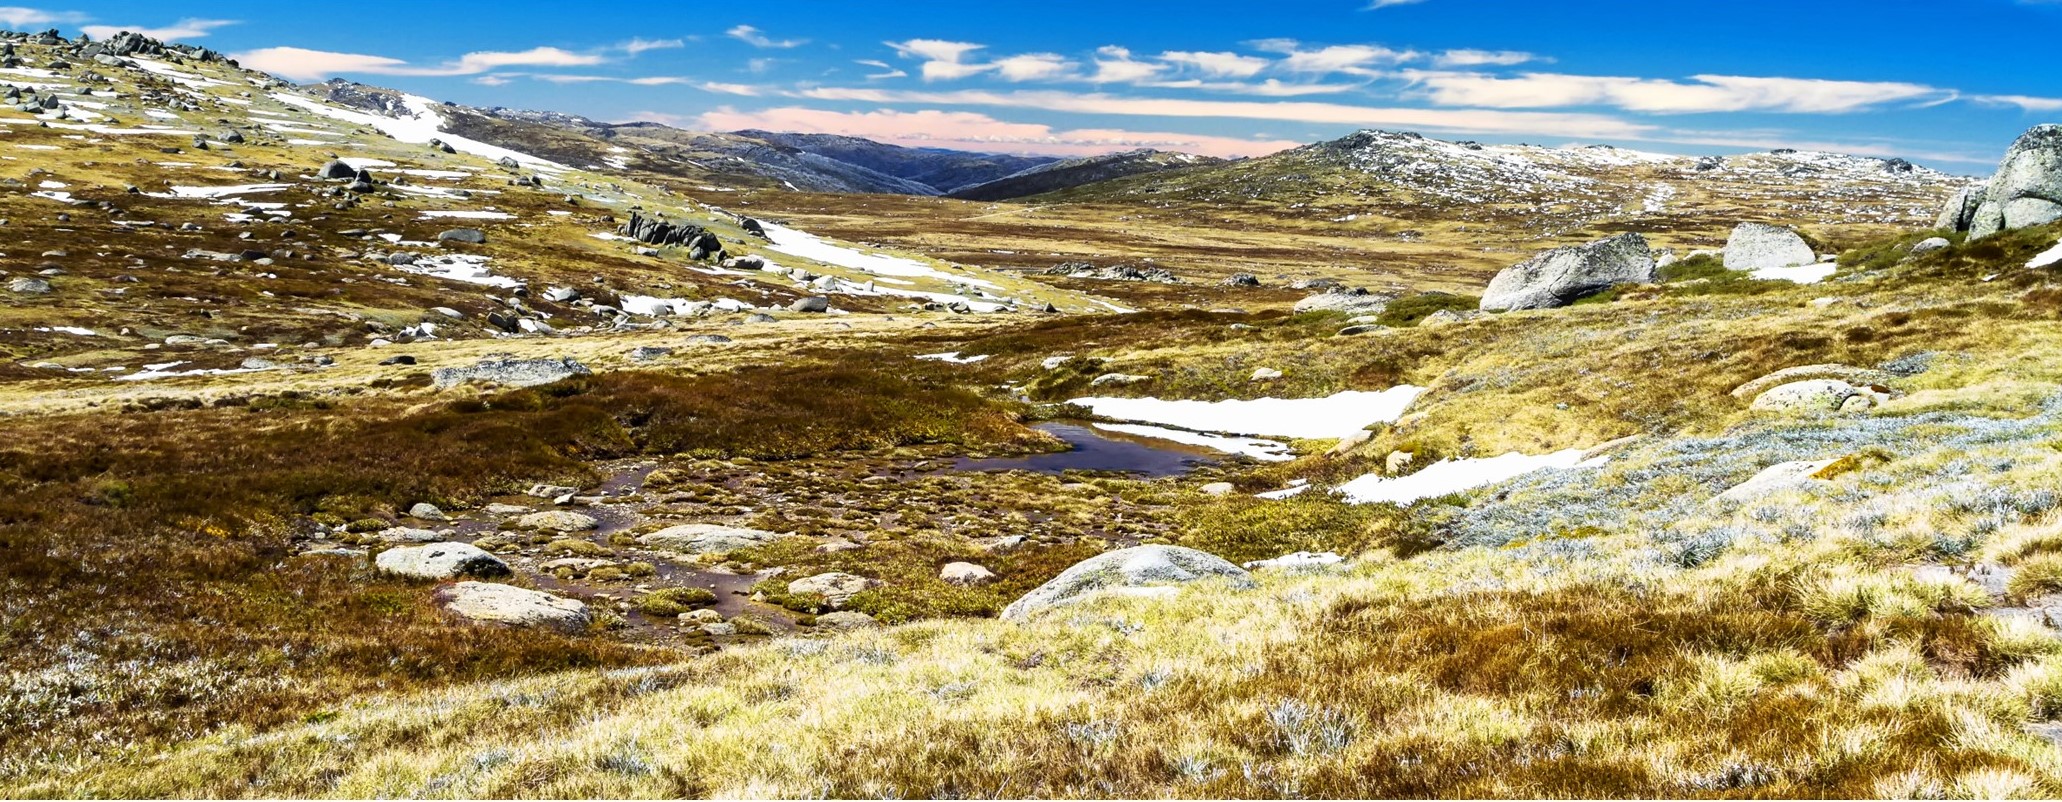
1042, 262, 1181, 283
430, 357, 591, 390
1940, 125, 2062, 239
619, 212, 726, 260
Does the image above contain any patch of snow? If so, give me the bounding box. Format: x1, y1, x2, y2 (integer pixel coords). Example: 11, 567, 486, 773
2029, 239, 2062, 270
758, 220, 996, 288
915, 351, 991, 364
32, 326, 95, 336
148, 183, 290, 200
1095, 422, 1293, 462
419, 210, 514, 220
1335, 449, 1606, 506
1069, 387, 1425, 440
394, 254, 521, 288
619, 295, 701, 316
269, 92, 569, 173
1749, 262, 1838, 284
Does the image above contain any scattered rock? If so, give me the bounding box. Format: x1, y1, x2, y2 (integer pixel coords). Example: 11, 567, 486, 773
789, 296, 829, 313
516, 510, 599, 532
1089, 373, 1150, 387
8, 277, 50, 294
787, 572, 876, 608
815, 611, 878, 630
1749, 379, 1887, 413
1729, 364, 1897, 400
638, 523, 786, 554
1250, 367, 1283, 382
1909, 237, 1951, 256
1043, 262, 1181, 283
377, 526, 444, 544
628, 346, 673, 362
939, 562, 997, 586
375, 542, 510, 579
436, 581, 589, 631
1001, 545, 1254, 621
1200, 482, 1236, 496
436, 228, 486, 244
407, 502, 448, 521
1936, 181, 1989, 233
316, 160, 356, 180
1712, 456, 1858, 503
1293, 287, 1389, 315
1722, 223, 1816, 272
1480, 232, 1655, 311
431, 357, 590, 389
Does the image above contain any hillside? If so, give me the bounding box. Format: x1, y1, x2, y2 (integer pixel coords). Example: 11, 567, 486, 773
13, 23, 2062, 802
734, 129, 1058, 194
946, 149, 1224, 201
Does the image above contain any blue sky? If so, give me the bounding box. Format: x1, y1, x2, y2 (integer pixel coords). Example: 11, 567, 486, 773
25, 0, 2062, 169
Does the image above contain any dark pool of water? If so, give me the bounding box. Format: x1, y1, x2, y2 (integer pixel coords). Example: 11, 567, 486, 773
954, 422, 1218, 476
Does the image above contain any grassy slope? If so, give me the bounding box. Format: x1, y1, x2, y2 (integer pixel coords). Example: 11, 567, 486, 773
19, 224, 2062, 796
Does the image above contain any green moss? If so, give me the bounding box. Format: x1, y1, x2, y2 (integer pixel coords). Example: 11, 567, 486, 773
634, 587, 718, 617
1376, 292, 1480, 327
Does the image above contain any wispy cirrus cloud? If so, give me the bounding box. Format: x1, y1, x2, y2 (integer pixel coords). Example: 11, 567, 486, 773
1432, 49, 1541, 68
687, 105, 1301, 158
856, 59, 907, 80
1251, 39, 1420, 75
620, 37, 684, 56
727, 24, 805, 49
81, 17, 235, 41
1971, 94, 2062, 112
1399, 70, 1948, 113
234, 45, 606, 81
0, 6, 85, 28
1158, 50, 1269, 78
795, 86, 1660, 140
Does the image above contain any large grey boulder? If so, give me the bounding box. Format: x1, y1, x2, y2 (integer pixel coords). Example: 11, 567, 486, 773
1712, 457, 1854, 504
1479, 233, 1655, 311
1729, 364, 1895, 400
1749, 379, 1886, 413
436, 582, 589, 631
1935, 180, 1989, 232
1001, 545, 1253, 621
8, 277, 50, 294
1722, 223, 1815, 272
637, 523, 786, 554
431, 357, 590, 389
376, 542, 510, 579
1970, 125, 2062, 240
317, 159, 357, 180
436, 228, 486, 244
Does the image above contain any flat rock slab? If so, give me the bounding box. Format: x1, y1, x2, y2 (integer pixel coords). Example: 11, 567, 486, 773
436, 581, 589, 631
638, 523, 786, 554
516, 510, 599, 532
376, 542, 510, 579
432, 357, 591, 390
1002, 545, 1253, 621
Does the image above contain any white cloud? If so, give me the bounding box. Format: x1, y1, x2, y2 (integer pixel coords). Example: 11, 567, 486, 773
1973, 94, 2062, 112
1402, 70, 1946, 113
727, 25, 804, 49
1088, 46, 1163, 83
81, 18, 236, 41
993, 53, 1074, 82
621, 37, 684, 56
887, 39, 993, 81
1158, 50, 1268, 78
795, 86, 1659, 140
1368, 0, 1427, 7
233, 45, 605, 82
856, 59, 907, 80
1432, 49, 1539, 67
0, 7, 84, 28
1254, 40, 1420, 76
1143, 78, 1360, 97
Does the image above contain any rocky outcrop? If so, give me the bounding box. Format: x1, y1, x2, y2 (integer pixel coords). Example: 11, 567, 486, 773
1479, 233, 1655, 311
1729, 364, 1896, 400
515, 510, 598, 532
1936, 181, 1989, 232
1749, 379, 1890, 413
1722, 223, 1815, 272
436, 582, 590, 631
1043, 262, 1181, 283
618, 212, 723, 257
375, 542, 510, 580
1969, 126, 2062, 239
1001, 545, 1253, 621
1712, 456, 1857, 504
431, 357, 590, 389
638, 524, 786, 554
